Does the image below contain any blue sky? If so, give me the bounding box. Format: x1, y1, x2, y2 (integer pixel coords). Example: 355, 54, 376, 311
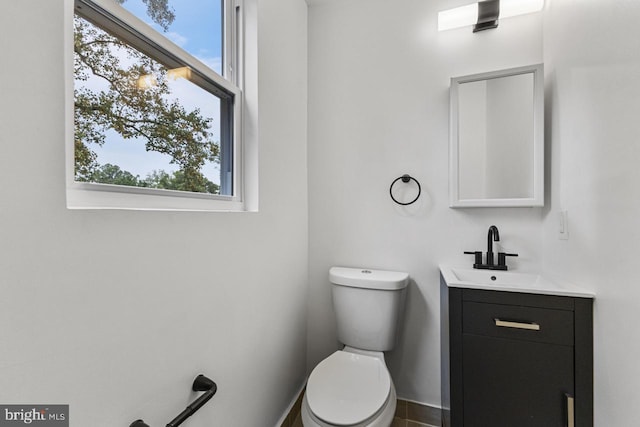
121, 0, 223, 73
83, 0, 224, 184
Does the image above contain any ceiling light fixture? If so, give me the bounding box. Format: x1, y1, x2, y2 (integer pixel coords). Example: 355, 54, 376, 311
438, 0, 544, 32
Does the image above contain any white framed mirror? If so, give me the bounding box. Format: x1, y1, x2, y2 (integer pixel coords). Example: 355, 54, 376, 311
449, 64, 544, 208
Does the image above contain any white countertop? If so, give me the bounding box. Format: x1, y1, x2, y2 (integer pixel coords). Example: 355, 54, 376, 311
439, 265, 595, 299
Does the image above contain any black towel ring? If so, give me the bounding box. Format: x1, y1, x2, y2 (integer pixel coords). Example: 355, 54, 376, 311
389, 174, 421, 206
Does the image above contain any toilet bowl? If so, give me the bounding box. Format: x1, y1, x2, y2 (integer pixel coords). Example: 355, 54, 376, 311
302, 267, 409, 427
301, 348, 397, 427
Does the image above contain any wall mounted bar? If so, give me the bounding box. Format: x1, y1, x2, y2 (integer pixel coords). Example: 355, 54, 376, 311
130, 374, 217, 427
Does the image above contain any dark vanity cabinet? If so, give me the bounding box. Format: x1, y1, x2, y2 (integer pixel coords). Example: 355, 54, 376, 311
441, 276, 593, 427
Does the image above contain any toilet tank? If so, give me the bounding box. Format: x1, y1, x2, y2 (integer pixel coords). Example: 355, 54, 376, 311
330, 267, 409, 352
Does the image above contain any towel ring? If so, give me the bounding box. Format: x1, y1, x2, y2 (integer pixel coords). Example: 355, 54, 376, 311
390, 174, 421, 206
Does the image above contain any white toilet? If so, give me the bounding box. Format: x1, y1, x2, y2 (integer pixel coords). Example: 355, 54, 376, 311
302, 266, 409, 427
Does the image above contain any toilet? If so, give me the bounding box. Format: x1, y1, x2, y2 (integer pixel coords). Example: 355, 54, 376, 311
302, 267, 409, 427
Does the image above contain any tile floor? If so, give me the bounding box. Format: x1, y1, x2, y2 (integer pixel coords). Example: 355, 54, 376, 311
291, 413, 303, 427
281, 395, 441, 427
393, 399, 441, 427
291, 413, 437, 427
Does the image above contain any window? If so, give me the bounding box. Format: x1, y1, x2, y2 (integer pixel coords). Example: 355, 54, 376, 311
68, 0, 243, 210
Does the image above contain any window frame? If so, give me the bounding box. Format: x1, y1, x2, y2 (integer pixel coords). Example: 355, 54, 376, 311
67, 0, 245, 211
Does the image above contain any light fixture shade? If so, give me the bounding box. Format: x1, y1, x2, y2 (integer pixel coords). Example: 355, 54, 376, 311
438, 0, 544, 32
438, 3, 478, 32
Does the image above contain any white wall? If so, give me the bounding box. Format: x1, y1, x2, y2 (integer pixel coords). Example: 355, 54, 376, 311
542, 0, 640, 424
0, 0, 308, 426
307, 0, 544, 406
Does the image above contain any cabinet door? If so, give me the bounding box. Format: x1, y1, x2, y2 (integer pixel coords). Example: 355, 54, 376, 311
462, 334, 573, 427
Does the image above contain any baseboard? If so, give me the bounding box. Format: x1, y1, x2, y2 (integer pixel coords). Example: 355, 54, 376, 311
277, 382, 306, 427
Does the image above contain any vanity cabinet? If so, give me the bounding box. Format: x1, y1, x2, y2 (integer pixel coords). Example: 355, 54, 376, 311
441, 276, 593, 427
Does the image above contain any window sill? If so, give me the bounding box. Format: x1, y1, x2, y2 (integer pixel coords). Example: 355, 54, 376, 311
67, 182, 245, 212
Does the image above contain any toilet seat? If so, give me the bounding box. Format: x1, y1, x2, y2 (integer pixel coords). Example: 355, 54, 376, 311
306, 350, 391, 426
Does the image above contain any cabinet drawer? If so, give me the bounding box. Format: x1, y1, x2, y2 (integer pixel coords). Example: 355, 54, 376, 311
463, 301, 574, 345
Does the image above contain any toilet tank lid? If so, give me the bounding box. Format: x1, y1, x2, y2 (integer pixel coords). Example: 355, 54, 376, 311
329, 267, 409, 290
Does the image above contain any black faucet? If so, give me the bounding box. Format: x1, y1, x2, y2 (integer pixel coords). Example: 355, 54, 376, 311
464, 225, 518, 270
486, 225, 499, 266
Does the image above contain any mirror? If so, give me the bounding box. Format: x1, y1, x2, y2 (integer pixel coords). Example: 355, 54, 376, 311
449, 64, 544, 207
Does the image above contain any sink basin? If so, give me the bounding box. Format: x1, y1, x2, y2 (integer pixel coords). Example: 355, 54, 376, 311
439, 265, 594, 298
447, 267, 544, 287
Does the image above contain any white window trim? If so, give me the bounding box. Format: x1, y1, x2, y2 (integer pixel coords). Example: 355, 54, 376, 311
66, 0, 246, 211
